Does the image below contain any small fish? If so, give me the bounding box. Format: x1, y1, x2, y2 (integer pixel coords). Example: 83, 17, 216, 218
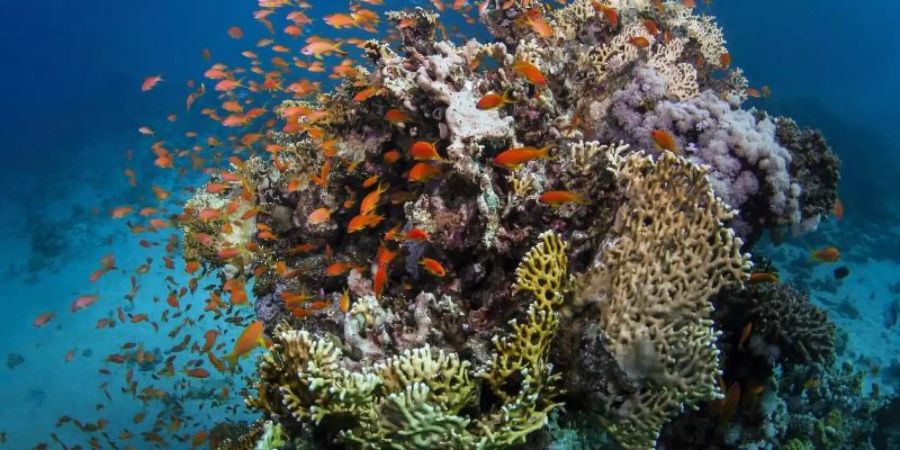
407, 162, 442, 183
33, 312, 55, 328
385, 108, 412, 124
111, 206, 133, 218
184, 368, 210, 379
810, 246, 840, 263
224, 321, 264, 365
651, 129, 678, 153
738, 322, 752, 351
643, 19, 659, 35
360, 181, 390, 215
325, 262, 357, 277
405, 228, 429, 241
476, 91, 515, 110
142, 75, 163, 92
383, 149, 401, 164
804, 378, 820, 390
227, 26, 243, 39
71, 295, 100, 312
511, 60, 547, 86
307, 207, 333, 225
748, 272, 779, 284
301, 39, 346, 59
347, 213, 384, 233
493, 146, 551, 169
833, 198, 844, 220
409, 140, 442, 161
719, 52, 731, 68
539, 190, 590, 205
519, 8, 554, 38
833, 266, 850, 280
420, 257, 447, 277
591, 2, 618, 27
628, 36, 650, 48
353, 86, 380, 102
339, 289, 351, 313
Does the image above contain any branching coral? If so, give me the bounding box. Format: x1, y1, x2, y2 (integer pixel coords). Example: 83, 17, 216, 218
247, 233, 569, 449
577, 151, 749, 449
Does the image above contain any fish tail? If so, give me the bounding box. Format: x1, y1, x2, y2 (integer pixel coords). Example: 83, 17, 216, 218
502, 89, 518, 104
539, 145, 553, 159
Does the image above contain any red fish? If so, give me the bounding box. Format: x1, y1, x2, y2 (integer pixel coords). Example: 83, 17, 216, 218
420, 257, 447, 277
410, 140, 443, 161
810, 246, 840, 263
629, 36, 650, 48
539, 190, 590, 205
71, 295, 100, 312
476, 91, 515, 110
511, 60, 546, 86
33, 312, 55, 328
833, 198, 844, 220
651, 129, 678, 153
748, 272, 778, 284
347, 213, 384, 233
493, 146, 550, 169
407, 162, 442, 183
141, 75, 163, 92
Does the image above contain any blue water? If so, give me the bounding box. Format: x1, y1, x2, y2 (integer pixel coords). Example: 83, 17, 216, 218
0, 1, 897, 449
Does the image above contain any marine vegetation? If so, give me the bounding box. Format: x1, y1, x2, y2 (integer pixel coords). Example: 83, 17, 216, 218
138, 0, 886, 449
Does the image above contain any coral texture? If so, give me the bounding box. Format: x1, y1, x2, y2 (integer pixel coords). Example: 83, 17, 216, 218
577, 151, 749, 449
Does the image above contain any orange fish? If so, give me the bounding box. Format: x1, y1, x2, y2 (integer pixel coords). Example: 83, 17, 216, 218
643, 19, 659, 35
833, 198, 844, 220
738, 322, 752, 351
111, 206, 133, 218
71, 295, 100, 312
520, 8, 554, 38
407, 162, 442, 183
301, 39, 346, 59
184, 368, 210, 379
347, 213, 384, 233
409, 140, 442, 161
325, 262, 358, 277
476, 91, 515, 110
405, 228, 429, 241
141, 74, 163, 92
360, 181, 390, 215
629, 36, 650, 48
33, 312, 55, 328
748, 272, 778, 284
719, 52, 731, 69
353, 86, 380, 102
385, 108, 412, 124
592, 2, 618, 27
227, 26, 243, 39
539, 190, 590, 205
339, 289, 351, 313
493, 146, 550, 169
651, 129, 678, 153
511, 60, 546, 86
307, 207, 333, 225
225, 321, 264, 365
420, 257, 447, 277
810, 246, 840, 263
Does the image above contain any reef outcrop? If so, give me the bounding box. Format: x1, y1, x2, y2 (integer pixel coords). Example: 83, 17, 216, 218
180, 1, 846, 449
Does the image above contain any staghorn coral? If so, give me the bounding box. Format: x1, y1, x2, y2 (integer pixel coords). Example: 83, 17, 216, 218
577, 151, 749, 449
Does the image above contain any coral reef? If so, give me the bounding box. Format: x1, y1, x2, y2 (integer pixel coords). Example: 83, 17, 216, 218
176, 0, 852, 449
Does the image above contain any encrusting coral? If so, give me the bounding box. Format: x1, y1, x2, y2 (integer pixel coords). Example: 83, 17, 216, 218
176, 0, 847, 448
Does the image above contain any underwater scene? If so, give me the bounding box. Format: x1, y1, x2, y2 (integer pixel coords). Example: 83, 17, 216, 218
1, 0, 899, 448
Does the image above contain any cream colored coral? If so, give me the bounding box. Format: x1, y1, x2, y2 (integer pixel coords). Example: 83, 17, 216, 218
578, 152, 749, 450
663, 2, 728, 65
587, 23, 655, 82
647, 38, 699, 100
